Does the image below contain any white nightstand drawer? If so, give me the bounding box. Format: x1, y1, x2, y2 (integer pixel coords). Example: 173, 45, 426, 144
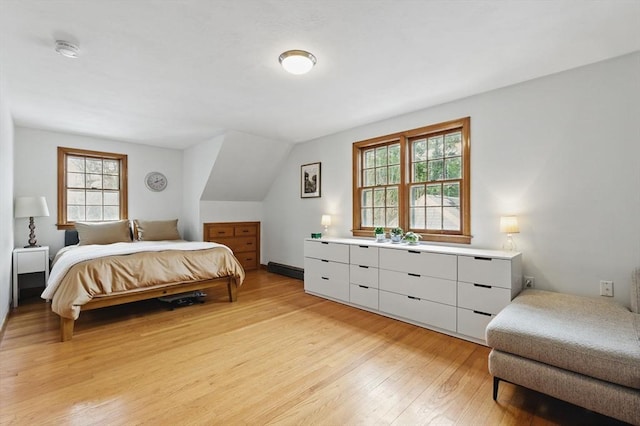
304, 240, 349, 263
349, 244, 378, 267
17, 251, 47, 273
379, 290, 456, 332
349, 264, 379, 288
379, 248, 457, 280
457, 307, 494, 342
457, 281, 511, 315
304, 257, 349, 281
458, 255, 512, 288
379, 269, 456, 306
350, 284, 378, 310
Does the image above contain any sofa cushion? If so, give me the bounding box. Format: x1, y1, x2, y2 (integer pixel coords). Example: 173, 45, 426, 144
486, 289, 640, 389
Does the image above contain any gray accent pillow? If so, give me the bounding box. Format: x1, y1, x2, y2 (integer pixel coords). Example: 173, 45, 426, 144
134, 219, 181, 241
75, 220, 132, 245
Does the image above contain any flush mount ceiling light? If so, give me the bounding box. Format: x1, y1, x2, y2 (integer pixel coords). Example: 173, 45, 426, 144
278, 50, 316, 75
55, 40, 80, 58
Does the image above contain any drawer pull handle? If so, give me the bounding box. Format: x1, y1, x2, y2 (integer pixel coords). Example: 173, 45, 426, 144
321, 277, 329, 280
408, 296, 420, 300
474, 256, 492, 261
218, 231, 226, 234
408, 250, 420, 254
358, 285, 369, 289
321, 242, 329, 245
242, 230, 249, 233
247, 242, 253, 245
473, 310, 492, 317
473, 283, 491, 289
358, 245, 369, 248
359, 265, 369, 269
408, 273, 420, 277
321, 259, 329, 263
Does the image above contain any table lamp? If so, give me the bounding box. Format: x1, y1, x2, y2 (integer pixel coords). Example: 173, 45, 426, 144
499, 216, 519, 251
15, 196, 50, 248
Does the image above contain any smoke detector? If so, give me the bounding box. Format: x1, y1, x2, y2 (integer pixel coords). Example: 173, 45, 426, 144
55, 40, 80, 58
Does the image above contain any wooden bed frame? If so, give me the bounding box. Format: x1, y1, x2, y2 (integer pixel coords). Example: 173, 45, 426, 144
60, 276, 238, 341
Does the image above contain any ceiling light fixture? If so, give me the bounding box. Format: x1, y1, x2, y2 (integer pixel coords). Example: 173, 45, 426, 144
278, 50, 316, 75
55, 40, 80, 59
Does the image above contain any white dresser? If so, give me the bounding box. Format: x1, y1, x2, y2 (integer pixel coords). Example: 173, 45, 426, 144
304, 238, 522, 345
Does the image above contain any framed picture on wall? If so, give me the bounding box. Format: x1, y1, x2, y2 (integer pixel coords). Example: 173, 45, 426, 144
301, 162, 321, 198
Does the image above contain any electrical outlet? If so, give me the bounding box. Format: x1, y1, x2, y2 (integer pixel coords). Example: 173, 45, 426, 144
524, 276, 535, 288
600, 280, 613, 297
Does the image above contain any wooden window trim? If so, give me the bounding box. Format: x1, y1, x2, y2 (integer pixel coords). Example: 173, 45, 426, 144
352, 117, 471, 244
57, 147, 128, 230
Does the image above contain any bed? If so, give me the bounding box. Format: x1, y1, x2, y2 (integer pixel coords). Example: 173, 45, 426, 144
43, 220, 245, 341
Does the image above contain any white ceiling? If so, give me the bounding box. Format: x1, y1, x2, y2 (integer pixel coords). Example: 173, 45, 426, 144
1, 1, 639, 149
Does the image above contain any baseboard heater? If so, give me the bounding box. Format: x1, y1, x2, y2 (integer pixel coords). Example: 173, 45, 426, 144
266, 262, 304, 281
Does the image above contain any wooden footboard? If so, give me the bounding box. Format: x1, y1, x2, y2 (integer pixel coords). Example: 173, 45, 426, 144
60, 276, 238, 342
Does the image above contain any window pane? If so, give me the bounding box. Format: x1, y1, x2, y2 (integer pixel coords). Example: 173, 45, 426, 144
375, 146, 387, 167
443, 207, 461, 231
104, 191, 120, 206
427, 160, 444, 181
364, 150, 375, 168
364, 169, 375, 187
410, 185, 425, 206
443, 183, 460, 206
387, 187, 398, 206
67, 156, 84, 173
86, 190, 102, 205
426, 207, 442, 229
361, 208, 373, 227
86, 206, 103, 221
373, 188, 385, 207
104, 175, 119, 190
388, 144, 400, 165
445, 132, 461, 156
104, 206, 120, 221
86, 174, 103, 189
86, 159, 103, 174
413, 139, 426, 161
388, 165, 400, 184
413, 162, 427, 182
428, 136, 444, 159
426, 184, 442, 206
410, 207, 425, 229
67, 205, 85, 222
386, 208, 398, 227
67, 172, 85, 188
103, 159, 119, 175
67, 189, 85, 205
376, 168, 387, 185
373, 208, 385, 226
362, 189, 373, 208
445, 157, 461, 179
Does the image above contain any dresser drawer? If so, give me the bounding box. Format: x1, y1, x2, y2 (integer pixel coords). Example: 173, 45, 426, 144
379, 290, 456, 332
234, 225, 257, 237
458, 255, 512, 288
304, 258, 349, 301
225, 237, 257, 253
304, 240, 349, 263
349, 264, 379, 288
350, 284, 378, 310
206, 225, 234, 239
349, 244, 378, 267
457, 307, 494, 342
236, 252, 258, 270
379, 269, 456, 306
457, 281, 511, 315
379, 248, 457, 280
17, 251, 46, 273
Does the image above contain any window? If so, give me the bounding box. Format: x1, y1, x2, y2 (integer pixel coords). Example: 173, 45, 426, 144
352, 117, 470, 244
57, 147, 128, 229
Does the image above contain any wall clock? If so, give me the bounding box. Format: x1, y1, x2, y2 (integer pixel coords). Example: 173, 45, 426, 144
145, 172, 167, 192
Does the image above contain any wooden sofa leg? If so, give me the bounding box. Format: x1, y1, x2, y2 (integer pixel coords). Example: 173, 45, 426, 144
60, 317, 75, 342
227, 278, 237, 302
493, 377, 500, 401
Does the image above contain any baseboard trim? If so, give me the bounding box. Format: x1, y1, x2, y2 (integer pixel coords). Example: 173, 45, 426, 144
266, 262, 304, 281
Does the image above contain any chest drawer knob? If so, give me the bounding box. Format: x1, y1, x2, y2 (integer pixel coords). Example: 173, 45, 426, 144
473, 283, 492, 289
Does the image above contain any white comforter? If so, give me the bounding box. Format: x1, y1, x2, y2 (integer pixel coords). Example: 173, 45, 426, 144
42, 240, 231, 300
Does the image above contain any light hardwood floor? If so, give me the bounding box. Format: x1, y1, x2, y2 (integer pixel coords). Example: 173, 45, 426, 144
1, 270, 626, 425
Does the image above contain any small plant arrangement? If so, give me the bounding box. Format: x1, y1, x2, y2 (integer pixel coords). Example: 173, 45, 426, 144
374, 227, 386, 241
390, 227, 404, 243
403, 231, 421, 245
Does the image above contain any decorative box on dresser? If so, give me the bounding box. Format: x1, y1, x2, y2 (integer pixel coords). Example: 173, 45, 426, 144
304, 237, 522, 345
203, 222, 260, 270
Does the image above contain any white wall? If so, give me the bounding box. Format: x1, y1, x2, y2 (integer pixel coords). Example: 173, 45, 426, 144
0, 73, 15, 327
263, 52, 640, 307
13, 128, 184, 255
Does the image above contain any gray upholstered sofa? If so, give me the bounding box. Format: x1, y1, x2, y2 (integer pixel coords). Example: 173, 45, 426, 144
486, 269, 640, 425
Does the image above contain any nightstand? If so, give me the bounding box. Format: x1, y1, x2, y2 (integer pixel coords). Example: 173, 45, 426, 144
12, 246, 49, 308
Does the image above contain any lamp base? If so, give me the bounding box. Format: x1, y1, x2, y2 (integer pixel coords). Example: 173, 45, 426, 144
502, 234, 517, 251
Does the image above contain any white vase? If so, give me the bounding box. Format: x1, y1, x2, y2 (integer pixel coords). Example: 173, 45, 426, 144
375, 234, 385, 242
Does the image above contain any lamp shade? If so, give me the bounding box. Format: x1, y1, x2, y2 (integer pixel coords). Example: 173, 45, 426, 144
321, 214, 332, 227
499, 216, 519, 234
14, 196, 50, 218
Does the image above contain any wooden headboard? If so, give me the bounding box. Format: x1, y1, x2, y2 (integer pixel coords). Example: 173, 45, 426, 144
64, 230, 79, 246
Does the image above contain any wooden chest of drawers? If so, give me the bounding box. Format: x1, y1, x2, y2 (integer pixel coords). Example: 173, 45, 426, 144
203, 222, 260, 270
